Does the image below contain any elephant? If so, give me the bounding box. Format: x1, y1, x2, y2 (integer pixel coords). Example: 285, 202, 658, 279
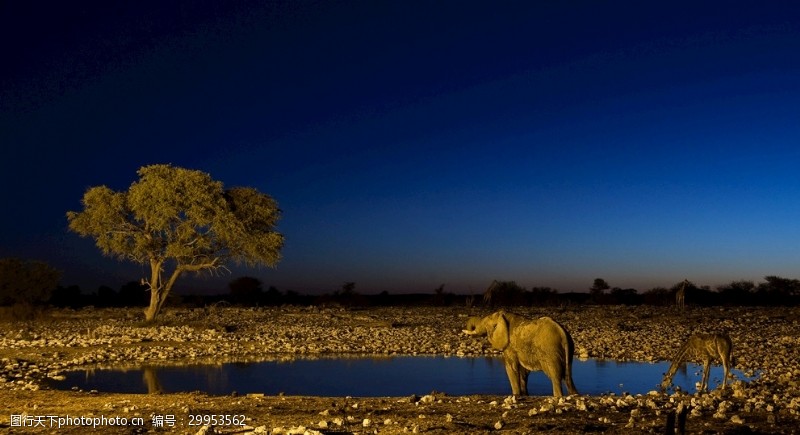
463, 310, 579, 397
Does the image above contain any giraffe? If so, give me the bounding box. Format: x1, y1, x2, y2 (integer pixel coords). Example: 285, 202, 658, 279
661, 333, 733, 392
675, 279, 689, 310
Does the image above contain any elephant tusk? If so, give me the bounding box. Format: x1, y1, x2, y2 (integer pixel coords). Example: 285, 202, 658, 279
462, 329, 477, 335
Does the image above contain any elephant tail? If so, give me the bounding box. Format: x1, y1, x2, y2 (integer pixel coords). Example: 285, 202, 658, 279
559, 321, 579, 395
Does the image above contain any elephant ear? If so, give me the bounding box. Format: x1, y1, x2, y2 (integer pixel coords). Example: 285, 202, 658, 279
488, 312, 510, 350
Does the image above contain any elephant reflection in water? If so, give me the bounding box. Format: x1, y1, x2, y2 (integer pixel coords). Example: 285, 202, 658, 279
463, 310, 579, 397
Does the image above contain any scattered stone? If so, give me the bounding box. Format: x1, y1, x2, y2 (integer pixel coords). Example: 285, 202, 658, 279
0, 306, 796, 434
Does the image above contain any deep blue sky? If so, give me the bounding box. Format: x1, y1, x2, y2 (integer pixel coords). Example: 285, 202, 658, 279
2, 1, 800, 295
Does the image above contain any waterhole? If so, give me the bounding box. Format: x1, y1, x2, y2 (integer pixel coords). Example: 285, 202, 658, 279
47, 356, 753, 396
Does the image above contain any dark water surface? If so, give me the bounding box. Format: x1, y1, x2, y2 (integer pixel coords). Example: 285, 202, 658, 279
48, 356, 751, 396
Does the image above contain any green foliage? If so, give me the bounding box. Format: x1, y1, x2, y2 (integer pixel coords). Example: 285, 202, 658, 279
0, 258, 61, 305
66, 164, 284, 321
67, 165, 283, 268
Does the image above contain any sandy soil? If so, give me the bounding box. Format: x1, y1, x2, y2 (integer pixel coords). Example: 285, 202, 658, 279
0, 305, 798, 434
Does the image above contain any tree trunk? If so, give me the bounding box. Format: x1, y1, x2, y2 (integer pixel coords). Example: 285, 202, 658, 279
144, 287, 167, 322
143, 259, 166, 322
143, 263, 182, 322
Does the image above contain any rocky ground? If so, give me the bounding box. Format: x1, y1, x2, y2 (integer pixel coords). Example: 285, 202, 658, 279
0, 305, 798, 434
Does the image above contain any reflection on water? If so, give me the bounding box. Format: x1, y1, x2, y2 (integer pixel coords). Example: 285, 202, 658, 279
143, 367, 162, 394
47, 356, 755, 397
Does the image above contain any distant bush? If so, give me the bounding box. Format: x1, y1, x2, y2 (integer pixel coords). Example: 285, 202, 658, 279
0, 303, 45, 322
754, 276, 800, 306
118, 281, 149, 307
589, 278, 610, 303
0, 258, 60, 322
0, 258, 61, 306
483, 280, 527, 307
716, 280, 756, 306
641, 287, 670, 306
609, 287, 639, 305
49, 285, 83, 308
229, 276, 263, 306
526, 287, 559, 305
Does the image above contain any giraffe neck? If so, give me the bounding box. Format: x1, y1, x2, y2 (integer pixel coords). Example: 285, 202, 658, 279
663, 340, 693, 382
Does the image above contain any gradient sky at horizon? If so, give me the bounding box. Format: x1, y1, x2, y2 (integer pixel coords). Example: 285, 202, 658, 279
2, 1, 800, 295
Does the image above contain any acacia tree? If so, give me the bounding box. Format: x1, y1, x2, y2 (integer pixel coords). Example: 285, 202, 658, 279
67, 164, 284, 321
590, 278, 610, 298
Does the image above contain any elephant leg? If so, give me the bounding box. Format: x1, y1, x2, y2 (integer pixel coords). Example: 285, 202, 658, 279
504, 362, 522, 396
543, 362, 564, 397
550, 377, 564, 397
565, 368, 579, 395
518, 368, 530, 396
550, 379, 563, 397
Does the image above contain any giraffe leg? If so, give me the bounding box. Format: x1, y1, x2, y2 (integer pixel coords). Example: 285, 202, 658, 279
721, 355, 730, 390
701, 361, 711, 392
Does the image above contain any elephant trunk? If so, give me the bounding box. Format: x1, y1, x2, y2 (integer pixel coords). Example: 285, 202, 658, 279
462, 316, 486, 335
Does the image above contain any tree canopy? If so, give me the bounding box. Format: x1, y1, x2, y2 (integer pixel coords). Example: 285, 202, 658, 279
589, 278, 610, 300
67, 164, 284, 321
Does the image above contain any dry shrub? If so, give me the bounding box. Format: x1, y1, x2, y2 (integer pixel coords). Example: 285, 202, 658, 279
0, 303, 46, 322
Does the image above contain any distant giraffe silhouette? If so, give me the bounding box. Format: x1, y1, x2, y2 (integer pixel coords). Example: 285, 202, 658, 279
675, 279, 689, 310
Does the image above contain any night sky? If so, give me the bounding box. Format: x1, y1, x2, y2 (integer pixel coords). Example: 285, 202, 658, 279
2, 1, 800, 295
